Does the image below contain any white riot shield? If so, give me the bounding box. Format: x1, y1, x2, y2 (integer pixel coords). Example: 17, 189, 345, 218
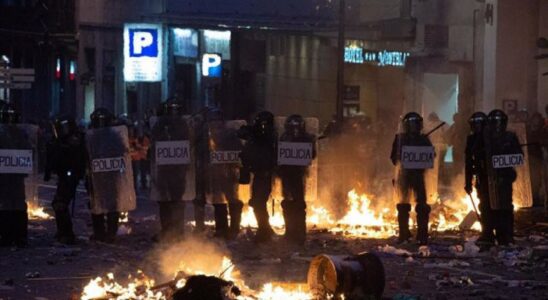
206, 120, 245, 204
86, 126, 136, 214
150, 116, 195, 202
507, 123, 533, 208
0, 124, 35, 211
274, 117, 319, 204
17, 124, 40, 205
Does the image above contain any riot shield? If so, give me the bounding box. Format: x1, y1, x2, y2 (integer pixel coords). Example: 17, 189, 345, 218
86, 125, 136, 214
17, 124, 40, 205
206, 120, 246, 205
507, 123, 533, 208
391, 133, 435, 205
0, 124, 34, 211
274, 117, 319, 204
150, 116, 195, 202
423, 121, 445, 203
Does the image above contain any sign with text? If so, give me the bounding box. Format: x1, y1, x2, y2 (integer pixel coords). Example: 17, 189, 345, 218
91, 156, 127, 173
123, 23, 163, 82
0, 149, 33, 174
492, 154, 524, 169
202, 53, 222, 78
278, 142, 313, 166
156, 140, 190, 165
210, 151, 240, 164
401, 146, 435, 169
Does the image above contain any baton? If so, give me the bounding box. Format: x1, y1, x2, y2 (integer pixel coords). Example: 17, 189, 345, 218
424, 122, 446, 137
467, 192, 481, 223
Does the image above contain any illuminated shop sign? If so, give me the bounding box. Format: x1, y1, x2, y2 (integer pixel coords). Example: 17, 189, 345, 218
123, 23, 163, 82
202, 53, 222, 78
344, 47, 410, 67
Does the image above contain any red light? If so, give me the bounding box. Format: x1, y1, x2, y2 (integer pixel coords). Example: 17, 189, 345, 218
69, 61, 76, 81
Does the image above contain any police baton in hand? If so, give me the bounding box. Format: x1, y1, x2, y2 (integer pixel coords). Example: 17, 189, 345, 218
467, 192, 482, 223
424, 122, 446, 137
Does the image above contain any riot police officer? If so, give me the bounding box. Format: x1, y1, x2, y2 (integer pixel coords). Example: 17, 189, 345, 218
87, 108, 136, 243
464, 112, 493, 247
45, 115, 87, 244
205, 109, 244, 239
279, 115, 316, 245
150, 101, 190, 241
0, 101, 29, 247
485, 109, 522, 245
239, 111, 277, 243
390, 112, 433, 245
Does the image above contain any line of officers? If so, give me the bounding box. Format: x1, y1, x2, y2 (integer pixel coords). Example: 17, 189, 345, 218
393, 110, 522, 247
0, 100, 315, 246
0, 99, 522, 249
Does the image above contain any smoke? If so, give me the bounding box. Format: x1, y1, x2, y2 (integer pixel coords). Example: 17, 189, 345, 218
150, 237, 231, 280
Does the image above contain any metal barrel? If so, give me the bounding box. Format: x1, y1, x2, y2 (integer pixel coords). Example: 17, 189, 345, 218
307, 252, 385, 300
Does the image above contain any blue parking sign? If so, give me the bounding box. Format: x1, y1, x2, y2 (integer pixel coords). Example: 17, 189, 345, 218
129, 29, 158, 57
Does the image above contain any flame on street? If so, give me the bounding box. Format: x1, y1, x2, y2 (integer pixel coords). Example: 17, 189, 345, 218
27, 202, 53, 220
240, 188, 481, 239
81, 255, 314, 300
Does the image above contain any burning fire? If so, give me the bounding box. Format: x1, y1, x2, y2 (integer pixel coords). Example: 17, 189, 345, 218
27, 202, 53, 220
80, 256, 314, 300
240, 188, 481, 239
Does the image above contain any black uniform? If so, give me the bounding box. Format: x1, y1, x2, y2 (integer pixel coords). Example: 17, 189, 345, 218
464, 112, 493, 245
192, 115, 208, 233
485, 131, 522, 245
45, 120, 87, 244
207, 119, 244, 239
239, 111, 277, 243
278, 115, 316, 245
390, 112, 433, 245
151, 115, 190, 241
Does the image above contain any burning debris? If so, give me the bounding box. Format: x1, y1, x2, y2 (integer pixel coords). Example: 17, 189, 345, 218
79, 237, 386, 300
27, 202, 53, 220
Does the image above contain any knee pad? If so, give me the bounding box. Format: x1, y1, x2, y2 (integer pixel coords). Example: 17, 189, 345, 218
229, 200, 244, 210
415, 203, 431, 215
396, 203, 412, 212
52, 197, 69, 211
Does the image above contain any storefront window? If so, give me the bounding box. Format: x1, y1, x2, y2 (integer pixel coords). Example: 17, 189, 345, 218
203, 30, 231, 60
173, 28, 198, 58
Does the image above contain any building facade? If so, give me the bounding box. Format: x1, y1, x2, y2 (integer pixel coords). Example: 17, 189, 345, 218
72, 0, 548, 126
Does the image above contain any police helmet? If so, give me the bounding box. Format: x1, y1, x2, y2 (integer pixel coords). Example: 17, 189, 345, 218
52, 115, 78, 139
284, 114, 306, 136
0, 101, 20, 124
402, 112, 423, 133
468, 112, 487, 132
163, 99, 185, 117
253, 111, 274, 136
487, 109, 508, 133
90, 107, 114, 128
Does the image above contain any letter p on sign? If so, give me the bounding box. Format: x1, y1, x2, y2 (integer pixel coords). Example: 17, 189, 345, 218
202, 53, 222, 78
129, 29, 158, 57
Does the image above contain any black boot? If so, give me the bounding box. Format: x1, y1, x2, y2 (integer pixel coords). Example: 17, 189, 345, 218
91, 214, 106, 242
396, 203, 412, 243
0, 211, 11, 246
105, 212, 120, 243
281, 200, 294, 241
54, 209, 76, 244
415, 203, 431, 246
477, 204, 495, 247
171, 201, 186, 241
193, 201, 206, 234
293, 202, 307, 245
252, 205, 274, 243
213, 204, 229, 238
11, 210, 28, 248
228, 201, 243, 239
496, 210, 514, 246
